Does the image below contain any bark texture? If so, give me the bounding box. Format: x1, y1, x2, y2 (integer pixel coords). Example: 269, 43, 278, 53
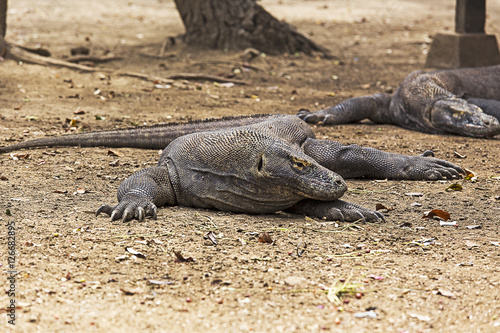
0, 0, 7, 57
0, 0, 6, 37
173, 0, 330, 56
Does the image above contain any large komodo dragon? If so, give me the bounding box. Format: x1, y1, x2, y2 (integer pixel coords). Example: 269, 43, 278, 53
298, 66, 500, 138
0, 114, 464, 222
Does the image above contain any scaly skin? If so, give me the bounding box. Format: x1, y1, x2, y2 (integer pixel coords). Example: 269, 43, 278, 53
1, 115, 464, 222
298, 66, 500, 138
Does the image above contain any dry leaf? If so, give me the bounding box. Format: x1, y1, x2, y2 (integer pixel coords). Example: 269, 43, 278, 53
453, 151, 466, 158
204, 231, 218, 245
375, 203, 394, 211
126, 247, 146, 259
107, 150, 123, 157
258, 232, 273, 244
445, 183, 462, 192
463, 167, 477, 181
436, 288, 456, 299
464, 240, 479, 248
174, 251, 194, 262
423, 209, 451, 220
120, 287, 143, 295
10, 153, 31, 160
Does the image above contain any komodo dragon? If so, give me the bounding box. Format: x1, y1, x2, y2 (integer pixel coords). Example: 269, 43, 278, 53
298, 66, 500, 138
0, 114, 464, 222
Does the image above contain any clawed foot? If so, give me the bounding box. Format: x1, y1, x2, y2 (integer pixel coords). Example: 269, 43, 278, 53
410, 153, 464, 180
289, 199, 385, 223
297, 108, 327, 124
96, 193, 158, 222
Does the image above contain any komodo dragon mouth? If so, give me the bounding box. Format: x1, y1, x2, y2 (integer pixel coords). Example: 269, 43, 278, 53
430, 98, 500, 137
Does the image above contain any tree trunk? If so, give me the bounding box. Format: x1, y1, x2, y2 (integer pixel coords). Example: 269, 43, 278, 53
173, 0, 331, 57
0, 0, 7, 58
0, 0, 6, 37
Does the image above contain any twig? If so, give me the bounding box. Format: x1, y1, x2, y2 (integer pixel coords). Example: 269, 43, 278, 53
300, 226, 357, 234
191, 60, 262, 72
112, 232, 173, 239
348, 186, 396, 194
7, 43, 99, 72
114, 71, 174, 84
66, 54, 123, 63
138, 52, 176, 59
165, 73, 248, 85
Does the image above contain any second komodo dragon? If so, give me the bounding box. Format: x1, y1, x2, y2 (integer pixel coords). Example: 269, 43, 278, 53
0, 114, 464, 222
298, 66, 500, 137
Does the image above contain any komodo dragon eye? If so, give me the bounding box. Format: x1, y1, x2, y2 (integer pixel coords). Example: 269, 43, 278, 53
291, 156, 311, 171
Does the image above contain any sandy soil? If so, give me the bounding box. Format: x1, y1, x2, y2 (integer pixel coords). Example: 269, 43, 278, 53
1, 0, 499, 332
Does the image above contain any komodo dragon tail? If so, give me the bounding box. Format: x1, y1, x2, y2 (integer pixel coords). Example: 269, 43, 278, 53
0, 114, 282, 154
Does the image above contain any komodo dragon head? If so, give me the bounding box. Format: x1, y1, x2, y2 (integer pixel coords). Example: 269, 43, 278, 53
430, 98, 500, 137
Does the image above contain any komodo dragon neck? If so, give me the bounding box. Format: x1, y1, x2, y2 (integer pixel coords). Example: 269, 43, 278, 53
0, 114, 285, 154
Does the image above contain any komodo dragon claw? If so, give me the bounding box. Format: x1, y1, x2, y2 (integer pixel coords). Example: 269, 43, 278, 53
96, 201, 158, 222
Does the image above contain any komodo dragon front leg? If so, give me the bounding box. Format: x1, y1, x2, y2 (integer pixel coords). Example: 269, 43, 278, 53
301, 138, 463, 180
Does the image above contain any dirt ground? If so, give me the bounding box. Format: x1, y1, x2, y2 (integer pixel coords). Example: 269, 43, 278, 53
1, 0, 499, 332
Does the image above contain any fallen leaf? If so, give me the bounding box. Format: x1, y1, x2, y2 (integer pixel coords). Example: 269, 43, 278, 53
10, 153, 31, 160
375, 203, 394, 211
174, 251, 194, 263
73, 108, 85, 115
107, 150, 123, 157
120, 287, 143, 295
457, 262, 473, 266
258, 232, 273, 244
409, 313, 430, 322
214, 82, 234, 88
435, 288, 456, 299
464, 240, 479, 248
0, 175, 8, 181
423, 209, 450, 220
405, 192, 424, 197
148, 280, 175, 285
354, 311, 377, 318
466, 225, 481, 230
440, 221, 457, 226
126, 247, 146, 259
204, 231, 218, 245
445, 183, 462, 191
463, 167, 477, 181
76, 188, 87, 194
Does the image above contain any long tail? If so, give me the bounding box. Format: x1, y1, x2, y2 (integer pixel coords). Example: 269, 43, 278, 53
0, 114, 282, 154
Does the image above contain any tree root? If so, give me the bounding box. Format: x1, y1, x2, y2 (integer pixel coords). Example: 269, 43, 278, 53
4, 41, 248, 85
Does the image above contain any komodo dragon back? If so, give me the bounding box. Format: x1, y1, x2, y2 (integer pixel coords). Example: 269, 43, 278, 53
0, 114, 285, 154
